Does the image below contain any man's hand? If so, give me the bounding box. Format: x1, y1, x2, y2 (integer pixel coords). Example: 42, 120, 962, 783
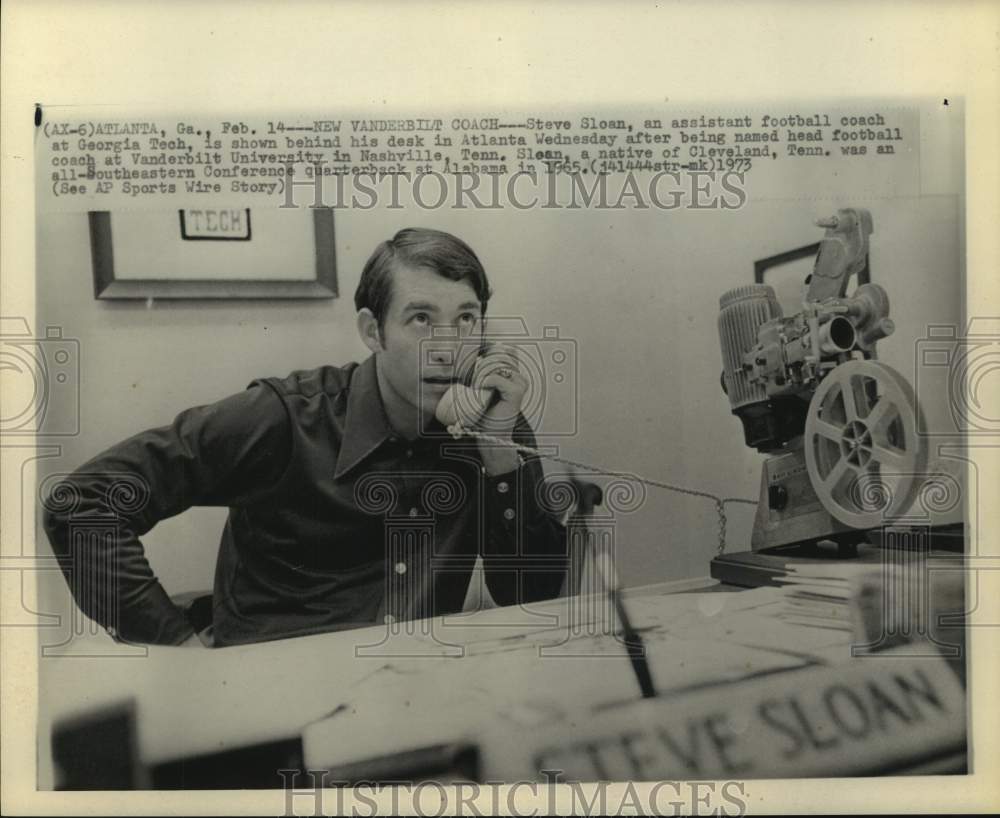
471, 343, 527, 474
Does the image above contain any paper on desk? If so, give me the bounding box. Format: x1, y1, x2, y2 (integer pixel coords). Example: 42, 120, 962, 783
301, 588, 826, 770
301, 635, 645, 770
549, 589, 816, 688
627, 585, 855, 664
780, 562, 887, 579
425, 588, 788, 657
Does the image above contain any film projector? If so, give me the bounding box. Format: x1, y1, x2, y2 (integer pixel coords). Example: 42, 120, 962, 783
712, 208, 964, 585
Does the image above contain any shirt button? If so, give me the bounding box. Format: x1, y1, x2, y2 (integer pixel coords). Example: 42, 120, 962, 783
395, 562, 407, 575
406, 448, 414, 458
503, 508, 516, 520
497, 481, 509, 494
384, 614, 395, 624
409, 507, 419, 517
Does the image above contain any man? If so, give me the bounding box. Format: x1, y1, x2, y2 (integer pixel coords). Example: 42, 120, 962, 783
43, 227, 569, 647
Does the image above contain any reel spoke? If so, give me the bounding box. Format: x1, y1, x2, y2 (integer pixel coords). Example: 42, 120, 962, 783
822, 457, 852, 491
842, 380, 861, 422
864, 396, 893, 430
813, 418, 844, 443
870, 444, 908, 472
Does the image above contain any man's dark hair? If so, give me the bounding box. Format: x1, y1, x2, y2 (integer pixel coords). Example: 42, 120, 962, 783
354, 227, 493, 330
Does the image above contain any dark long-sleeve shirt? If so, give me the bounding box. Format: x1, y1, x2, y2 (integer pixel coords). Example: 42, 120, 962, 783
42, 356, 568, 646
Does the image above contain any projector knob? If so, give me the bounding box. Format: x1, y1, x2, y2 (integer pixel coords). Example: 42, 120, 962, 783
768, 484, 789, 511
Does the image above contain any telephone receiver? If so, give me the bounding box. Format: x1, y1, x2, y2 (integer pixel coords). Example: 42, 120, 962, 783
433, 342, 502, 429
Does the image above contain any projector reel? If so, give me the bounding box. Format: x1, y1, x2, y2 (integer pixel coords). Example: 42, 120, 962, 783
804, 359, 927, 529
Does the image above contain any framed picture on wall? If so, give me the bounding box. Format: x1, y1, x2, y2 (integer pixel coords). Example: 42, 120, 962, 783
88, 206, 338, 299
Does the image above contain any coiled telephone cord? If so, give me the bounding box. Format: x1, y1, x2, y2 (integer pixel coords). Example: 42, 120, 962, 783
449, 425, 758, 555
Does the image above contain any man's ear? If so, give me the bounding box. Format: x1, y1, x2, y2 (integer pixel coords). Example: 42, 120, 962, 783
357, 308, 384, 354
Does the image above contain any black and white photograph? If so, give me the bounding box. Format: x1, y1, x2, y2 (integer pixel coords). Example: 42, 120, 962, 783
2, 2, 999, 815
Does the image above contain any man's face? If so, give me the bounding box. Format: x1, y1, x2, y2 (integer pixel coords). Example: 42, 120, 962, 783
375, 263, 482, 422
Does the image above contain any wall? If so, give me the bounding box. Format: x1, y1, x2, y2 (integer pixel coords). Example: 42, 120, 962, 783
35, 194, 962, 607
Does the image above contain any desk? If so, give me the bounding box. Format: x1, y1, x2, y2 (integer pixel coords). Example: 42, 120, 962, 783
41, 577, 966, 788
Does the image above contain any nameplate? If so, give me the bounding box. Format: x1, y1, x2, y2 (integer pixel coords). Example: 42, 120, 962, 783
494, 654, 965, 780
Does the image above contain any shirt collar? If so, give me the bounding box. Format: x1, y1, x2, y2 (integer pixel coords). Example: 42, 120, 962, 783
334, 355, 395, 479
